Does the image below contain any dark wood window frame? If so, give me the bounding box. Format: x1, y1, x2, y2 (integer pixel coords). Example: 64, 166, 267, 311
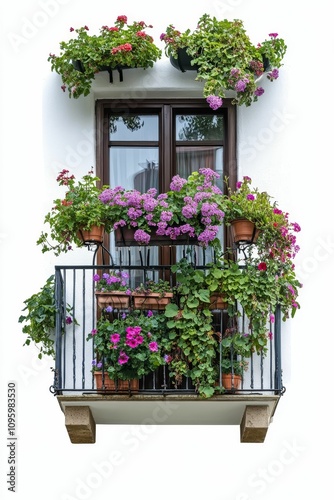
95, 98, 237, 259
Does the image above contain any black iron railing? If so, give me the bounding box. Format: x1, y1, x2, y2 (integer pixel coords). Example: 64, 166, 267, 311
51, 262, 283, 396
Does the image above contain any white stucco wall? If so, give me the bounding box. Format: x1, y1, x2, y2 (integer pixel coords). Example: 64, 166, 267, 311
1, 1, 333, 499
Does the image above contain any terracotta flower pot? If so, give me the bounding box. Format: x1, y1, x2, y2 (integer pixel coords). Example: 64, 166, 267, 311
230, 219, 260, 244
222, 373, 242, 390
209, 293, 228, 310
95, 291, 130, 309
132, 292, 173, 310
77, 225, 104, 245
94, 372, 139, 392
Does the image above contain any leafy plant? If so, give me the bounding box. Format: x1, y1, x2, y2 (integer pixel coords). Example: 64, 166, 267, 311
163, 258, 217, 398
132, 279, 173, 297
49, 15, 162, 98
220, 328, 252, 376
18, 275, 75, 360
37, 169, 111, 256
161, 14, 286, 108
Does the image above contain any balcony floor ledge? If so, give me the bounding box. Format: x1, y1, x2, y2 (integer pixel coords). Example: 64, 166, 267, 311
57, 394, 281, 443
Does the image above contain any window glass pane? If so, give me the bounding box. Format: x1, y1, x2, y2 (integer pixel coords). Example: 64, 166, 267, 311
110, 147, 159, 191
176, 146, 223, 191
109, 115, 159, 141
175, 114, 224, 141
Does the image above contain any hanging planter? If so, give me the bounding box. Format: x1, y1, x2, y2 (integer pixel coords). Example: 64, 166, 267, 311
169, 47, 199, 72
48, 15, 162, 98
230, 219, 260, 244
77, 225, 105, 245
161, 15, 287, 108
72, 60, 133, 84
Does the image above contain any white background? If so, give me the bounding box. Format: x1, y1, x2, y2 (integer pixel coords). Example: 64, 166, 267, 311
0, 0, 333, 499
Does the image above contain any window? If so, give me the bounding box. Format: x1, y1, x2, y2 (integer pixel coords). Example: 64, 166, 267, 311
96, 99, 237, 265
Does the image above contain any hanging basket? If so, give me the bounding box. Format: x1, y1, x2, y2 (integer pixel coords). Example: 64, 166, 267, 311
230, 219, 260, 244
169, 48, 200, 72
77, 225, 104, 245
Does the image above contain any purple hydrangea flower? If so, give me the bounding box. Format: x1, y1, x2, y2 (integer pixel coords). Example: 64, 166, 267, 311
206, 95, 223, 110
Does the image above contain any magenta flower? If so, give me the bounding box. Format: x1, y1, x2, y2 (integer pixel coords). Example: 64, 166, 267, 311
118, 352, 129, 365
149, 341, 159, 352
110, 333, 120, 344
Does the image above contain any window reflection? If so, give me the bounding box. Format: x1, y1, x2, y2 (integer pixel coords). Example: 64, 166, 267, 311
176, 114, 224, 141
109, 115, 159, 141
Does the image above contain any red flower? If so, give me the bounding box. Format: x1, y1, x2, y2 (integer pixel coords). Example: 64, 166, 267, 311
258, 262, 267, 271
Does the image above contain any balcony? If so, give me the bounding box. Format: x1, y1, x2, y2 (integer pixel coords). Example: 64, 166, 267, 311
51, 252, 284, 445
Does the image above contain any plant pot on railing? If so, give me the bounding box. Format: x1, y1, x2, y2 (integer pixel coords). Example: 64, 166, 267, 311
132, 292, 173, 310
222, 373, 242, 391
94, 371, 139, 392
169, 48, 200, 72
209, 293, 228, 310
77, 225, 105, 245
230, 219, 260, 245
114, 226, 198, 247
95, 291, 130, 310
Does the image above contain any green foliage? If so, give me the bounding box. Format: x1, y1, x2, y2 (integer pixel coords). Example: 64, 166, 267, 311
162, 258, 218, 398
18, 275, 75, 360
161, 14, 287, 107
221, 330, 252, 375
49, 15, 162, 98
132, 279, 174, 297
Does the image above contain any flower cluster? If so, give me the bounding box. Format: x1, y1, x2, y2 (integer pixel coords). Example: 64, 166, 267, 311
161, 14, 286, 109
93, 271, 130, 293
99, 168, 225, 247
87, 310, 165, 380
48, 15, 162, 98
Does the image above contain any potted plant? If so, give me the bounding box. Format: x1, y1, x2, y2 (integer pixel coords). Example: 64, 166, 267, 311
48, 15, 162, 98
222, 176, 300, 246
37, 169, 112, 256
161, 14, 287, 109
87, 309, 165, 390
93, 270, 132, 310
219, 328, 252, 390
18, 275, 76, 360
99, 167, 225, 249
